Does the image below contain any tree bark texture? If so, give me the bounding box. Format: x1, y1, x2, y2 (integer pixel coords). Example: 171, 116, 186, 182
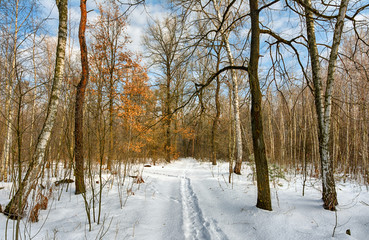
303, 0, 348, 210
249, 0, 272, 211
212, 0, 243, 174
74, 0, 88, 194
4, 0, 68, 218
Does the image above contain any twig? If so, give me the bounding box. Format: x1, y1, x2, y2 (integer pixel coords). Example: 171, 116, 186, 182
332, 210, 338, 237
221, 174, 229, 188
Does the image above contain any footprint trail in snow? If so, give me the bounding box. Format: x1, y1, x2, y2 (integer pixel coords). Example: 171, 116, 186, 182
180, 169, 228, 240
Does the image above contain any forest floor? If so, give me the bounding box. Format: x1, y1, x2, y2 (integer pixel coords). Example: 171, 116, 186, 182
1, 158, 369, 240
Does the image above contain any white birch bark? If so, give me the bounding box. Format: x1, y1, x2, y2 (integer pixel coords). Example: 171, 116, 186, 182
1, 82, 14, 183
212, 0, 243, 173
4, 0, 68, 217
304, 0, 349, 210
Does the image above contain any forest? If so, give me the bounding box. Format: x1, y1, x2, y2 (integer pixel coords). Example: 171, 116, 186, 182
0, 0, 369, 239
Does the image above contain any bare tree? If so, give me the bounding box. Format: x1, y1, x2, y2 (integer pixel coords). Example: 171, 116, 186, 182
74, 0, 88, 194
248, 0, 272, 211
4, 0, 68, 218
144, 15, 190, 163
211, 43, 223, 166
173, 0, 273, 210
300, 0, 349, 210
211, 0, 244, 174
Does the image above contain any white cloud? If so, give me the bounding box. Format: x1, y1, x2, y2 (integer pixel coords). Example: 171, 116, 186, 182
39, 1, 168, 57
39, 0, 58, 19
125, 3, 169, 55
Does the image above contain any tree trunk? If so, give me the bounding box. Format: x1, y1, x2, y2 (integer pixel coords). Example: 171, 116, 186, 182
211, 48, 222, 166
108, 84, 113, 170
279, 103, 285, 166
107, 65, 114, 170
165, 70, 172, 163
74, 0, 88, 194
249, 0, 272, 211
222, 35, 242, 174
228, 82, 234, 183
4, 0, 68, 218
1, 75, 14, 183
212, 0, 243, 174
228, 46, 243, 175
267, 97, 275, 162
303, 0, 348, 210
361, 97, 368, 181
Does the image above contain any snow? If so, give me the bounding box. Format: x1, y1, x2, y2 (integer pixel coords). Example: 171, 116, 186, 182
1, 158, 369, 240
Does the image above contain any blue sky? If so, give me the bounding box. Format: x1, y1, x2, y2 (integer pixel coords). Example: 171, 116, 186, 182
35, 0, 369, 87
39, 0, 169, 55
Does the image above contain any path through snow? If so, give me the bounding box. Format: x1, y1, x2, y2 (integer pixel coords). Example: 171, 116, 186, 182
142, 158, 228, 240
1, 158, 369, 240
179, 161, 228, 240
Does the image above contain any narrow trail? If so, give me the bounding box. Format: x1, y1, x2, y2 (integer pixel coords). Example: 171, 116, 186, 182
180, 171, 211, 239
145, 159, 229, 240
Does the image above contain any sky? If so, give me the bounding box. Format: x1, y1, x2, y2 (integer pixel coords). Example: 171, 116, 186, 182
32, 0, 369, 86
38, 0, 169, 56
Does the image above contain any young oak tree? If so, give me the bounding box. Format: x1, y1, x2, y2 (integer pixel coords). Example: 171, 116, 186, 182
89, 1, 153, 164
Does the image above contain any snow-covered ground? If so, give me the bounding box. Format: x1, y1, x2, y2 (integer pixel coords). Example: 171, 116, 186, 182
1, 158, 369, 240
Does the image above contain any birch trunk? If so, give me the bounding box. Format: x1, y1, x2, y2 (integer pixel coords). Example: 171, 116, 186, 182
1, 77, 14, 183
4, 0, 68, 218
304, 0, 348, 210
226, 40, 243, 175
212, 0, 243, 174
228, 82, 234, 183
